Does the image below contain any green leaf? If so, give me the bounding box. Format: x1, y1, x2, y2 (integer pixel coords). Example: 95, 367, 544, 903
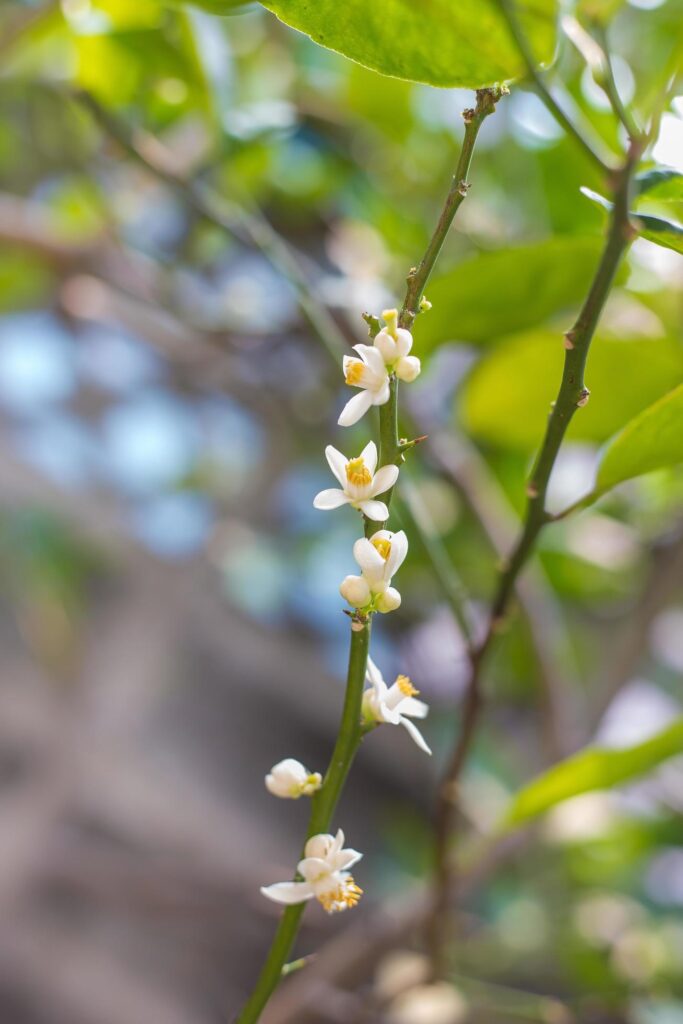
593, 383, 683, 497
504, 718, 683, 827
417, 237, 606, 349
460, 332, 683, 452
634, 212, 683, 255
635, 168, 683, 203
581, 186, 683, 255
168, 0, 254, 11
256, 0, 558, 88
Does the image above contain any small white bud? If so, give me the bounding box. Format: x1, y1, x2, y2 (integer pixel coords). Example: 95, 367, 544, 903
265, 758, 322, 799
377, 586, 401, 613
395, 355, 421, 383
340, 574, 372, 608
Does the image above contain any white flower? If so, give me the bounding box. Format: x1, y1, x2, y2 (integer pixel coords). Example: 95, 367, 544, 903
265, 759, 322, 799
261, 828, 363, 914
362, 657, 431, 754
339, 529, 408, 613
313, 441, 399, 522
374, 309, 421, 383
339, 344, 390, 427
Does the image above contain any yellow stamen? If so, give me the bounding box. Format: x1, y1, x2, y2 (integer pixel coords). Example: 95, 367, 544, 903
397, 674, 419, 697
318, 877, 363, 913
346, 457, 372, 488
371, 538, 391, 560
345, 359, 365, 386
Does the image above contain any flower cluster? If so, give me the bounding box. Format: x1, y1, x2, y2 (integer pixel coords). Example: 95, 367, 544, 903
339, 308, 421, 427
261, 308, 427, 915
261, 829, 363, 913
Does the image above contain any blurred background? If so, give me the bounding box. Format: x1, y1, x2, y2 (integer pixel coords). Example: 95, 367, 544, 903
0, 0, 682, 1021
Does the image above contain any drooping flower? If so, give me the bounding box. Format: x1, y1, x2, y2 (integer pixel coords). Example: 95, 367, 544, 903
313, 441, 399, 522
261, 829, 363, 913
340, 529, 408, 613
265, 759, 322, 799
362, 657, 431, 754
338, 344, 390, 427
373, 309, 421, 383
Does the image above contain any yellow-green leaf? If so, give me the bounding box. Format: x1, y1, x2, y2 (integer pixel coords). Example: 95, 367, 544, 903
461, 332, 683, 452
256, 0, 558, 88
418, 238, 606, 349
594, 383, 683, 497
504, 719, 683, 827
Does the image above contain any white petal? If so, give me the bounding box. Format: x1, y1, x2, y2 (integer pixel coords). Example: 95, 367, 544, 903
370, 464, 399, 496
395, 354, 421, 383
377, 586, 401, 613
399, 715, 432, 755
340, 574, 371, 608
379, 700, 402, 725
338, 389, 373, 427
260, 881, 315, 905
298, 856, 333, 882
365, 656, 385, 690
358, 499, 389, 521
305, 834, 335, 859
331, 829, 345, 856
313, 488, 350, 510
386, 530, 408, 576
353, 537, 385, 576
334, 848, 363, 871
360, 440, 377, 475
395, 327, 413, 357
373, 329, 398, 364
401, 697, 429, 719
371, 380, 391, 405
359, 344, 387, 378
325, 445, 348, 487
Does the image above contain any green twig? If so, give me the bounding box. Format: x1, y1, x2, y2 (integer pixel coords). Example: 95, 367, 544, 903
428, 137, 642, 974
496, 0, 614, 176
399, 87, 505, 332
235, 620, 370, 1024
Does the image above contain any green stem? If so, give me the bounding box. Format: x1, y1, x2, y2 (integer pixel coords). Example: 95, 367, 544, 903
235, 621, 370, 1024
496, 0, 614, 176
399, 87, 504, 332
428, 139, 641, 975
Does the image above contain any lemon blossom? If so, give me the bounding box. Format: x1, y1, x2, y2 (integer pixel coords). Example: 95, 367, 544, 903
374, 308, 421, 383
265, 759, 322, 799
340, 529, 408, 613
313, 441, 399, 522
261, 829, 363, 914
362, 657, 431, 754
338, 344, 390, 427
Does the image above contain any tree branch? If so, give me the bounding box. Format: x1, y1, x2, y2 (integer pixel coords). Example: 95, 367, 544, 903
428, 136, 642, 974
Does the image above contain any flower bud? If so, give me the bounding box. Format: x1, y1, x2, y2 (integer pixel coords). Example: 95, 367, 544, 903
265, 758, 322, 799
377, 586, 401, 613
395, 355, 421, 382
340, 574, 371, 608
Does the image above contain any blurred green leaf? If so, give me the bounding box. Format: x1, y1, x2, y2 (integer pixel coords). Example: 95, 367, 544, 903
634, 212, 683, 255
417, 238, 606, 349
167, 0, 254, 10
581, 186, 683, 255
255, 0, 558, 88
635, 168, 683, 203
504, 718, 683, 827
460, 332, 683, 451
594, 383, 683, 497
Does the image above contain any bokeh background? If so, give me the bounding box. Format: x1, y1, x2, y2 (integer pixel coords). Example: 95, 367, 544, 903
0, 0, 682, 1021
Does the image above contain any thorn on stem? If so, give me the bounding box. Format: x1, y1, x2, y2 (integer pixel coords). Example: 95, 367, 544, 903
563, 331, 576, 350
576, 387, 591, 408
